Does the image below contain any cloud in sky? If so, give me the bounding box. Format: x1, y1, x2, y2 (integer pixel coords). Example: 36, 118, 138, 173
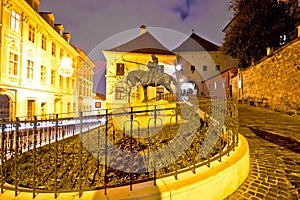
172, 0, 197, 20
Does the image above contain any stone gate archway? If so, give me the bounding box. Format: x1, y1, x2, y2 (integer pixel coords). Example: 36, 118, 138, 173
181, 81, 198, 96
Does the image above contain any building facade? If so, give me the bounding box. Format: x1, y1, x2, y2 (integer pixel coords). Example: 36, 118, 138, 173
201, 67, 238, 98
173, 32, 238, 96
104, 25, 176, 109
0, 0, 94, 120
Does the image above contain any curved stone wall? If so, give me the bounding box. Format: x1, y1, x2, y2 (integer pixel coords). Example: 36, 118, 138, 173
0, 134, 249, 200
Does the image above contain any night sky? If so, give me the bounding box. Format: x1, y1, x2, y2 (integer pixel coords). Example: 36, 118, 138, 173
39, 0, 233, 54
39, 0, 233, 94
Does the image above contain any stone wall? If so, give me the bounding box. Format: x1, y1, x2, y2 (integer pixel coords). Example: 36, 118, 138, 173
232, 38, 300, 112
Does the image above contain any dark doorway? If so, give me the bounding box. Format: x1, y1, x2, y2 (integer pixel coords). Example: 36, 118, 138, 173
0, 95, 10, 120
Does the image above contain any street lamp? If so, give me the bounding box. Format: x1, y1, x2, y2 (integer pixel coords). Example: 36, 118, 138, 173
58, 57, 74, 77
175, 64, 182, 71
175, 64, 183, 99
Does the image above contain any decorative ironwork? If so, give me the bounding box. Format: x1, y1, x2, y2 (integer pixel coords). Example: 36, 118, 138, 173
0, 98, 238, 198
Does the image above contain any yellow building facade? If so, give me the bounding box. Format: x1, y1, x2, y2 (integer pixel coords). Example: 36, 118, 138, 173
103, 26, 177, 110
0, 0, 94, 120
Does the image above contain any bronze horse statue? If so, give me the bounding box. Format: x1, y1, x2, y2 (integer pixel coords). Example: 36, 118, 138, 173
126, 69, 177, 103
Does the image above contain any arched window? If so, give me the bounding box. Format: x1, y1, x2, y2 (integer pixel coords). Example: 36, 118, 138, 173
0, 95, 10, 120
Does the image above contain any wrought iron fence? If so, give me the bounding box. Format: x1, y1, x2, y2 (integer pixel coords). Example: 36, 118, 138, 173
0, 98, 238, 198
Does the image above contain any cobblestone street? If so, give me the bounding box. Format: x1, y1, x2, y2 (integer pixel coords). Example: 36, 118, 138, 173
227, 104, 300, 200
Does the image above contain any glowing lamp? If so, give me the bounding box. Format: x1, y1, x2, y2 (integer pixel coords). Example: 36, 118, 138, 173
175, 64, 182, 71
58, 57, 74, 77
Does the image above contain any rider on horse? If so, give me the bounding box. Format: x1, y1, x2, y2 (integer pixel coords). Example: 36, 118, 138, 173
142, 54, 159, 85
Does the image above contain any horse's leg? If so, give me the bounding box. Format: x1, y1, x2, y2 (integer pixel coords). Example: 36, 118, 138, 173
142, 85, 148, 103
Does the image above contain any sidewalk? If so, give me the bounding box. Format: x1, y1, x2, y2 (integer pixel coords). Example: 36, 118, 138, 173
227, 104, 300, 200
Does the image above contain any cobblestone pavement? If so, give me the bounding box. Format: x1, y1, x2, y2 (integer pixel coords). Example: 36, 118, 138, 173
226, 104, 300, 200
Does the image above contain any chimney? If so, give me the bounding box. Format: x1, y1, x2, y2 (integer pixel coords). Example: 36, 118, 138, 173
63, 33, 71, 43
140, 25, 146, 35
54, 24, 64, 36
39, 12, 55, 27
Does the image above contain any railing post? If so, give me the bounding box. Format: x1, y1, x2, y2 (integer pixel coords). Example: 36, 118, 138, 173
174, 162, 178, 180
97, 120, 101, 182
104, 109, 108, 195
14, 118, 20, 197
207, 153, 210, 168
33, 116, 37, 198
39, 124, 42, 147
48, 125, 51, 164
0, 119, 5, 193
192, 144, 196, 174
79, 112, 83, 198
153, 105, 157, 186
72, 124, 75, 164
130, 107, 133, 191
54, 114, 58, 199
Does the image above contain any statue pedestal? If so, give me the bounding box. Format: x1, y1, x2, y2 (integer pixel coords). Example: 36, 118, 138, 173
111, 100, 178, 135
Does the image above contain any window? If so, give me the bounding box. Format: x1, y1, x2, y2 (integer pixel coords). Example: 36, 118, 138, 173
67, 103, 71, 113
72, 79, 75, 89
214, 82, 217, 90
66, 77, 70, 89
59, 76, 63, 87
238, 74, 242, 89
215, 65, 220, 71
60, 49, 64, 58
27, 60, 34, 79
222, 78, 226, 89
51, 69, 56, 85
40, 65, 46, 83
41, 34, 47, 50
27, 100, 35, 119
9, 52, 18, 75
52, 42, 56, 56
79, 80, 83, 95
95, 102, 101, 108
115, 87, 125, 100
203, 65, 207, 71
116, 63, 124, 76
190, 65, 195, 73
10, 10, 20, 33
28, 24, 35, 43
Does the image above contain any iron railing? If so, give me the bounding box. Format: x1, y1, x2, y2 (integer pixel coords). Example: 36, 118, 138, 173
0, 98, 238, 198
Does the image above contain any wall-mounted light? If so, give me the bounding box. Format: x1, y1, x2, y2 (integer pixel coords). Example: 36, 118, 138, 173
175, 64, 182, 71
58, 57, 74, 77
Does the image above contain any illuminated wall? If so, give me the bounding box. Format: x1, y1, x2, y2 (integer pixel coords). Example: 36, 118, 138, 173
174, 51, 238, 95
0, 0, 94, 120
103, 51, 176, 109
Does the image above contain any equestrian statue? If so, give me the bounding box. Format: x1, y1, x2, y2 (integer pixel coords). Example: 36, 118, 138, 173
124, 55, 177, 103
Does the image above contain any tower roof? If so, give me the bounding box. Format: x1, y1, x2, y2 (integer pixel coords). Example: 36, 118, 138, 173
173, 33, 219, 52
106, 31, 174, 55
